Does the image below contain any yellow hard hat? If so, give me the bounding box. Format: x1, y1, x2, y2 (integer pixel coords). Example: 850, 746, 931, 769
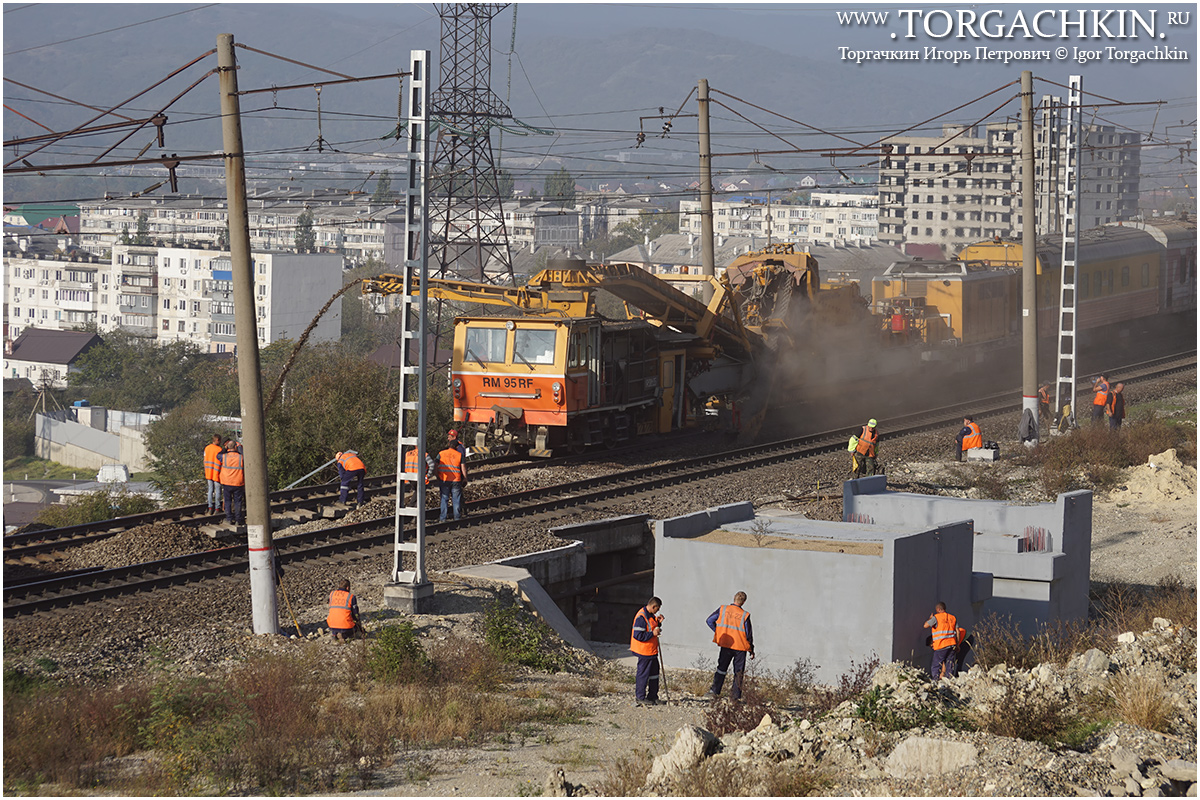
868, 419, 878, 427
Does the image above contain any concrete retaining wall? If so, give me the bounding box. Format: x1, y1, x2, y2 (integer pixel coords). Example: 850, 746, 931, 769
843, 479, 1092, 635
653, 504, 980, 682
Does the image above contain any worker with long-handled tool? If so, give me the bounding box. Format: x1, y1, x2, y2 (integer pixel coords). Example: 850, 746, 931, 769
630, 596, 664, 707
704, 591, 754, 701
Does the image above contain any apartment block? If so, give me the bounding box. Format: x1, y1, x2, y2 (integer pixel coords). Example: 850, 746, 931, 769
679, 192, 879, 247
5, 245, 343, 353
878, 122, 1140, 256
77, 189, 396, 266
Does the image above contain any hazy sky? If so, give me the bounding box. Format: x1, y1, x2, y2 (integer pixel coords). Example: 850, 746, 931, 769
3, 3, 1195, 198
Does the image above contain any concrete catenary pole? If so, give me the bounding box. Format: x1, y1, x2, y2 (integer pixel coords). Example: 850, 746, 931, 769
1020, 71, 1040, 443
218, 33, 278, 634
698, 79, 715, 302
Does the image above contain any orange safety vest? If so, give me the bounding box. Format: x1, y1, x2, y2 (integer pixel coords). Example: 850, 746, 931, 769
203, 443, 223, 481
629, 607, 660, 656
436, 447, 464, 483
961, 421, 982, 451
891, 313, 905, 332
1093, 379, 1109, 407
404, 449, 429, 485
1038, 386, 1050, 406
712, 604, 751, 651
337, 451, 365, 472
219, 451, 245, 486
855, 426, 877, 457
327, 589, 355, 629
930, 611, 958, 650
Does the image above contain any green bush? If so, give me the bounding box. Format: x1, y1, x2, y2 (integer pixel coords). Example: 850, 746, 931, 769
34, 488, 157, 528
367, 622, 432, 683
483, 598, 568, 673
855, 685, 973, 732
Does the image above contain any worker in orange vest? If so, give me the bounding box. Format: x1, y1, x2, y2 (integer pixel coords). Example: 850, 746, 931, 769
1038, 383, 1051, 422
217, 438, 245, 525
1091, 374, 1110, 425
704, 591, 755, 701
955, 416, 982, 461
436, 431, 469, 521
851, 419, 879, 477
203, 433, 223, 515
923, 601, 961, 679
630, 596, 664, 706
335, 450, 367, 507
326, 578, 361, 641
402, 446, 436, 502
1106, 382, 1126, 429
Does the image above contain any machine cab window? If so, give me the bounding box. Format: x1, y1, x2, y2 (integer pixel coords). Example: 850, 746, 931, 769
465, 327, 507, 363
513, 328, 556, 365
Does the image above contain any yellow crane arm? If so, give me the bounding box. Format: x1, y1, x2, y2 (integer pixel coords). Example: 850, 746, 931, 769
361, 273, 593, 316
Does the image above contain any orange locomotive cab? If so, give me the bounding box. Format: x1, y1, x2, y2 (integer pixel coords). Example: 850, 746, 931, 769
452, 314, 679, 457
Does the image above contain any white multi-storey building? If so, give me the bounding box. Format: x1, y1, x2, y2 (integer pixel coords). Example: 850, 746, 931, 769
877, 122, 1140, 255
5, 245, 343, 353
678, 193, 878, 247
77, 190, 396, 266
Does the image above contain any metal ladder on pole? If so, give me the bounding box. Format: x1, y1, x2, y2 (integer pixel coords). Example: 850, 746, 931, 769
1053, 75, 1082, 433
393, 49, 431, 584
1039, 93, 1061, 234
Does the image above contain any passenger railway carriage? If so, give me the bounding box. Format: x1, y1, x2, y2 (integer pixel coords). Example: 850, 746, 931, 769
957, 219, 1197, 339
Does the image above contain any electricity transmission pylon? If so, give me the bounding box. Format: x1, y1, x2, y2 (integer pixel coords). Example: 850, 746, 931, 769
428, 2, 516, 285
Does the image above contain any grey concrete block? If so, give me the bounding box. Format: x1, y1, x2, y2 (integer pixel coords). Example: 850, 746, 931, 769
966, 447, 998, 462
885, 736, 978, 778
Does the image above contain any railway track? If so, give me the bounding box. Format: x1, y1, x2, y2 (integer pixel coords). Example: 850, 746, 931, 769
2, 431, 708, 563
4, 351, 1193, 618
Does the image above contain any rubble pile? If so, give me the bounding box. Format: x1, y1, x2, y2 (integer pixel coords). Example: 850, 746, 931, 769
628, 619, 1196, 798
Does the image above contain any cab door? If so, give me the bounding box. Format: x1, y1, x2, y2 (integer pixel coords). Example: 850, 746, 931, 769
657, 349, 684, 432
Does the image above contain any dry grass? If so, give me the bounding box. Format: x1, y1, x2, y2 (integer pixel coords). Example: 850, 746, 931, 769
972, 614, 1101, 670
1091, 577, 1198, 642
970, 674, 1081, 746
1029, 415, 1193, 498
1109, 668, 1175, 733
3, 631, 583, 796
594, 753, 646, 796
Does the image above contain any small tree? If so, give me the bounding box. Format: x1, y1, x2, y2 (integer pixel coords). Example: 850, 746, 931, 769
134, 211, 151, 245
496, 168, 515, 200
295, 208, 317, 253
371, 170, 395, 204
543, 167, 575, 208
119, 223, 132, 245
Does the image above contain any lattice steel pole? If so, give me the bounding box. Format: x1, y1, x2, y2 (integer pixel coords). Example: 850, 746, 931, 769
383, 49, 434, 614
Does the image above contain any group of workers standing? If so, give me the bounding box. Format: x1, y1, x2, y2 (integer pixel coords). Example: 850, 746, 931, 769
203, 434, 245, 524
1038, 375, 1127, 431
629, 591, 756, 707
631, 592, 963, 706
404, 430, 470, 521
200, 426, 476, 525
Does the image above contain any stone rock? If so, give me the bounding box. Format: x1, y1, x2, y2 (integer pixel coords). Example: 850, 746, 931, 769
646, 725, 719, 787
1109, 784, 1129, 797
1160, 760, 1198, 782
1186, 783, 1196, 797
543, 767, 573, 797
885, 736, 978, 779
1152, 618, 1172, 631
1124, 776, 1143, 796
1118, 632, 1137, 645
1111, 748, 1141, 777
1071, 648, 1112, 674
